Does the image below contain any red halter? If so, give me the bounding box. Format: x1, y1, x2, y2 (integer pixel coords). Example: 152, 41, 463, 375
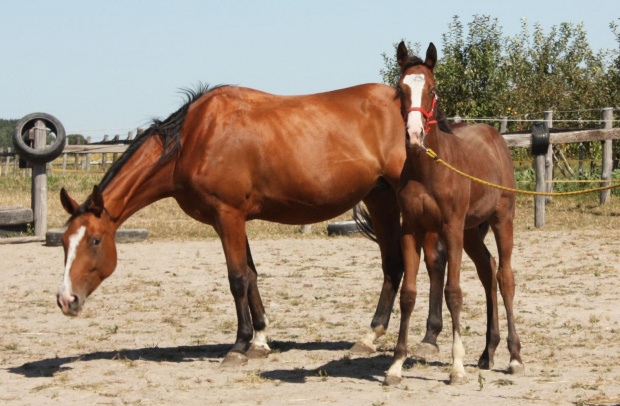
403, 89, 438, 134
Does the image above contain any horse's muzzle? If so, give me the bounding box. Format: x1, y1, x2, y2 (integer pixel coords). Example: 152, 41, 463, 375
57, 291, 81, 317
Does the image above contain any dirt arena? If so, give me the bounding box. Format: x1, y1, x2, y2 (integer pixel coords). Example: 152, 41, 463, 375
1, 230, 619, 405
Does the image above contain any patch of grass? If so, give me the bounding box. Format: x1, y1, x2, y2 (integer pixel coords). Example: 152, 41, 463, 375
493, 379, 515, 386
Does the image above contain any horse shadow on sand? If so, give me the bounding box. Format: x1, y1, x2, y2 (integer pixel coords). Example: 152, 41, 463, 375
7, 339, 453, 384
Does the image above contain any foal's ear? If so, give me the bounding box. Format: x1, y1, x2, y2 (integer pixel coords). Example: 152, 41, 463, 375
397, 41, 409, 68
425, 42, 437, 70
88, 185, 105, 217
60, 188, 80, 215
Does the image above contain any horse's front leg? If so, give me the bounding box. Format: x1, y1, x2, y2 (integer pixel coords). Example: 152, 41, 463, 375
216, 211, 254, 367
245, 238, 271, 359
413, 232, 446, 360
442, 223, 468, 385
384, 227, 423, 386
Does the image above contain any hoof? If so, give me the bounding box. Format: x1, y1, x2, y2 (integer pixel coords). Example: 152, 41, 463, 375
478, 357, 494, 370
383, 374, 402, 386
221, 351, 248, 367
247, 344, 270, 359
412, 342, 439, 361
449, 372, 468, 385
509, 361, 525, 375
350, 341, 376, 355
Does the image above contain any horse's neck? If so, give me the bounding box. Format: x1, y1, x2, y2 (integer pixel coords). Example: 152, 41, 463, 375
102, 136, 176, 225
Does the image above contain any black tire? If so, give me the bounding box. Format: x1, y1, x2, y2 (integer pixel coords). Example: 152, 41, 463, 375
327, 220, 361, 236
531, 121, 550, 156
13, 112, 66, 164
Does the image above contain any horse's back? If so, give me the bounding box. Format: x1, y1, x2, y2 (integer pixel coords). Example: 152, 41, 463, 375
451, 123, 515, 188
174, 84, 405, 224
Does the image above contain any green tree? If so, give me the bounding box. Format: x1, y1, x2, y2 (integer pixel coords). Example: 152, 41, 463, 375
380, 40, 419, 86
435, 15, 509, 118
0, 119, 18, 150
67, 134, 87, 145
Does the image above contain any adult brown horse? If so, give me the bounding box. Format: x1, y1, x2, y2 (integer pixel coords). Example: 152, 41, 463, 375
56, 83, 449, 366
382, 42, 525, 386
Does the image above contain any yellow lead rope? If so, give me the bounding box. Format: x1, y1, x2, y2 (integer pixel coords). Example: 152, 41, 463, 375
422, 146, 620, 197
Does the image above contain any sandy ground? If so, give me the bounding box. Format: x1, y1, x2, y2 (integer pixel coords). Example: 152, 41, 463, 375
1, 230, 619, 405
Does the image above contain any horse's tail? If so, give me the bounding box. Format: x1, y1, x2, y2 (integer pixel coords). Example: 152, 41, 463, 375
354, 202, 489, 245
353, 203, 377, 243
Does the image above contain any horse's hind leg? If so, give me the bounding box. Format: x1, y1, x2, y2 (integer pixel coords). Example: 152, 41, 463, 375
491, 217, 525, 374
245, 238, 271, 359
351, 187, 403, 354
412, 232, 447, 360
463, 224, 500, 369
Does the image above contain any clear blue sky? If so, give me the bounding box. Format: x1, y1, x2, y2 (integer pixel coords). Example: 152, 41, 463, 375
2, 0, 618, 141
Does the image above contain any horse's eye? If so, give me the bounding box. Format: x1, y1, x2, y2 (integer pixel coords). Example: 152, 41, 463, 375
92, 238, 101, 246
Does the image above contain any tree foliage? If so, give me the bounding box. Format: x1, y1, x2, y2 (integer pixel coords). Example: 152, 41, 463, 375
0, 119, 18, 150
382, 15, 619, 131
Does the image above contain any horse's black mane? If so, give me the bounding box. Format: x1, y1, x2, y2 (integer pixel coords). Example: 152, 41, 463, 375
65, 84, 224, 223
398, 56, 453, 135
98, 83, 226, 192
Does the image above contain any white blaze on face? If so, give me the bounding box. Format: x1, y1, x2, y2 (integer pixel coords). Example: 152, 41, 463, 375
59, 226, 86, 296
403, 74, 426, 144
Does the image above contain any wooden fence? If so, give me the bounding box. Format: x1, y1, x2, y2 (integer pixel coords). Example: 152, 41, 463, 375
1, 108, 619, 229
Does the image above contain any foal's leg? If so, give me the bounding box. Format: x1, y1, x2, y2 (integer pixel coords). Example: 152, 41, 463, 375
462, 225, 500, 370
245, 239, 271, 359
215, 210, 254, 367
352, 189, 404, 354
412, 232, 447, 360
442, 223, 468, 385
384, 227, 424, 386
491, 218, 525, 374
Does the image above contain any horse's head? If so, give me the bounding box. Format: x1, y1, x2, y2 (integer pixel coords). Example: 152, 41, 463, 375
396, 42, 438, 146
57, 186, 117, 317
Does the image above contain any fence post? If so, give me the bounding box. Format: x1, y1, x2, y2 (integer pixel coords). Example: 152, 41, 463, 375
101, 134, 109, 172
600, 107, 614, 204
500, 116, 508, 133
31, 120, 47, 236
113, 134, 120, 164
84, 136, 92, 171
544, 111, 554, 202
1, 148, 6, 177
532, 122, 549, 229
13, 150, 18, 177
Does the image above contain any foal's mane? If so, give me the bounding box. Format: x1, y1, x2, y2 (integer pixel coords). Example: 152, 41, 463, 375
98, 83, 226, 192
398, 56, 453, 135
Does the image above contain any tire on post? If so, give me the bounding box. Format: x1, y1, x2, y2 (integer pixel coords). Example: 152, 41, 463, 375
13, 112, 66, 164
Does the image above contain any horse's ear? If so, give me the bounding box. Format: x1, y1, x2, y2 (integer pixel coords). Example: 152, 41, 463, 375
60, 188, 80, 215
88, 185, 105, 217
425, 42, 437, 70
397, 41, 409, 68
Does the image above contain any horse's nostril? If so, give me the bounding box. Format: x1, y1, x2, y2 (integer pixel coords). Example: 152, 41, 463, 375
69, 294, 79, 311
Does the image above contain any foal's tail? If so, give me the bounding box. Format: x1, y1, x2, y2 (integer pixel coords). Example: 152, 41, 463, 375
353, 203, 377, 243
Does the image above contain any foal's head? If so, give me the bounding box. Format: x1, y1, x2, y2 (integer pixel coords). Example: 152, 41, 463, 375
56, 186, 118, 316
396, 42, 438, 146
